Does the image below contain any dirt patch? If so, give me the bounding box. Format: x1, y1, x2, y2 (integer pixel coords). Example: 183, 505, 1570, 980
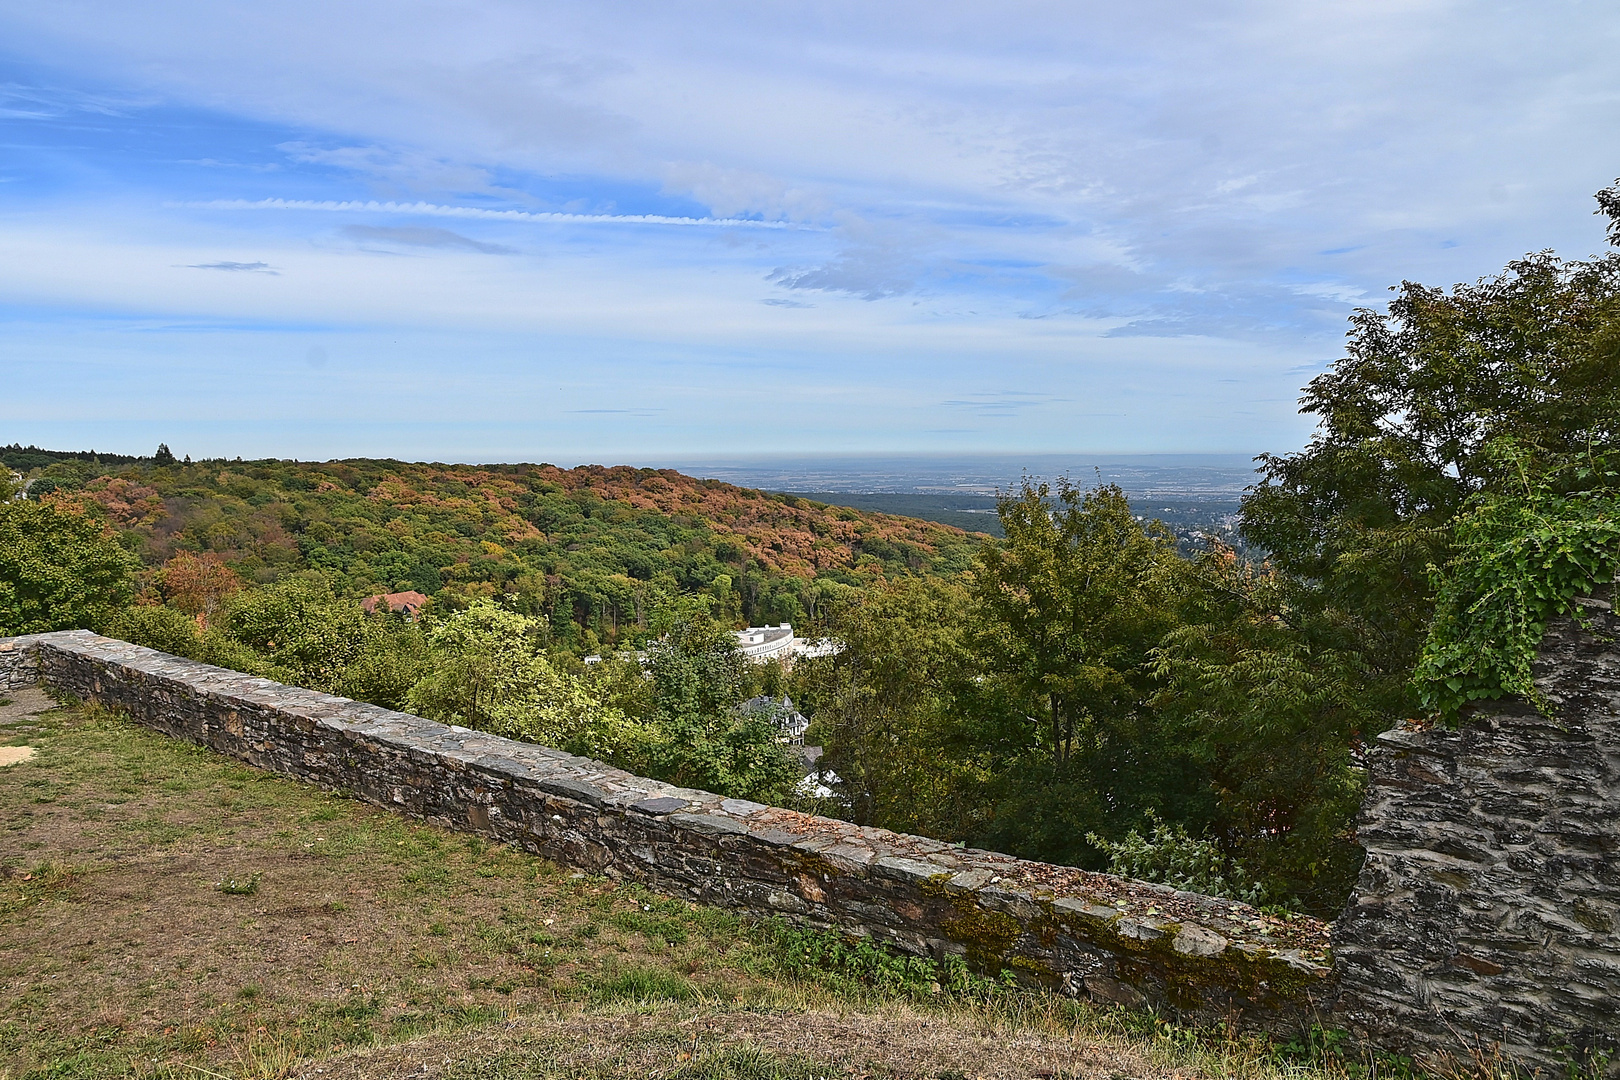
0, 686, 55, 726
0, 747, 33, 766
301, 1004, 1162, 1080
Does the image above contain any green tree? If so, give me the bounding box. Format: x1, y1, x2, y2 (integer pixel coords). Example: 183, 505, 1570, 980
405, 599, 616, 745
975, 480, 1186, 771
1151, 550, 1374, 911
801, 576, 981, 835
217, 573, 368, 691
338, 607, 433, 711
0, 500, 137, 635
615, 610, 799, 803
1150, 180, 1620, 912
1241, 205, 1620, 726
965, 480, 1205, 866
105, 604, 207, 659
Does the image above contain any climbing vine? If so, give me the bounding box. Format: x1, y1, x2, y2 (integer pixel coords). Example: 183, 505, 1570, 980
1415, 445, 1620, 723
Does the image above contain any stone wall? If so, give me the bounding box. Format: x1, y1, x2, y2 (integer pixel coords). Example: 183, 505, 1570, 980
1334, 591, 1620, 1070
4, 630, 1331, 1033
0, 635, 40, 691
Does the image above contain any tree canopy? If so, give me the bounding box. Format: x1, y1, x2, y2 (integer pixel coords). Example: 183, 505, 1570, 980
0, 500, 137, 636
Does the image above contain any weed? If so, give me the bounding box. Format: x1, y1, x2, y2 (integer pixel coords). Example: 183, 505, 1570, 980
231, 1032, 301, 1080
760, 919, 1011, 1000
215, 874, 260, 896
0, 860, 81, 916
671, 1043, 830, 1080
610, 909, 690, 946
590, 966, 697, 1003
468, 974, 518, 995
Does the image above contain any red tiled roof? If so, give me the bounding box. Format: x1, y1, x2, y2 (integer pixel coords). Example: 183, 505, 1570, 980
361, 590, 430, 616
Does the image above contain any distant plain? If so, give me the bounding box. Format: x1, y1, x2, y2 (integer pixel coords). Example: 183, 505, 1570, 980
662, 453, 1256, 539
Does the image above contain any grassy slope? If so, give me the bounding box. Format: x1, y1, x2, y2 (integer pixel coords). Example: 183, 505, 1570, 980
0, 695, 1346, 1080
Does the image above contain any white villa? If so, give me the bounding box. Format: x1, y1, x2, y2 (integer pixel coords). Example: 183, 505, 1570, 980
734, 623, 841, 664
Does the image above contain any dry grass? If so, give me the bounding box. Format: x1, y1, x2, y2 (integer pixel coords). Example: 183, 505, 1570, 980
0, 699, 1360, 1080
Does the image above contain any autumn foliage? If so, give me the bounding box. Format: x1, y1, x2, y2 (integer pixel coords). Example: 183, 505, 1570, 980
36, 457, 983, 650
159, 552, 243, 627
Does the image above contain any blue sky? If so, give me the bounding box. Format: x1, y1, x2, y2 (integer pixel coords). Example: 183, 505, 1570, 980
2, 0, 1617, 464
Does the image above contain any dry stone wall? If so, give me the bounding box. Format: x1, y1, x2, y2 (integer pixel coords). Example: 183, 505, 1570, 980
1334, 591, 1620, 1070
0, 637, 39, 691
4, 630, 1331, 1033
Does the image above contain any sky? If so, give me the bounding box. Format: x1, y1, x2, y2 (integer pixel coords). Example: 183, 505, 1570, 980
2, 0, 1618, 465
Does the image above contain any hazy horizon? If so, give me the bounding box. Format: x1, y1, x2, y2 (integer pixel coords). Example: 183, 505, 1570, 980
7, 441, 1262, 498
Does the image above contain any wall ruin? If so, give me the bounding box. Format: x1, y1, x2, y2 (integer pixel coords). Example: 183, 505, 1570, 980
1334, 594, 1620, 1069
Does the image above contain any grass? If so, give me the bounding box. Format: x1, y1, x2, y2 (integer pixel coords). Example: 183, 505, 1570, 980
0, 699, 1403, 1080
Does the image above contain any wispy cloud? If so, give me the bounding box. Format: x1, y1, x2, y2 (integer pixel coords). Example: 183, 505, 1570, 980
0, 81, 141, 119
341, 224, 516, 254
940, 392, 1071, 418
279, 142, 504, 198
184, 261, 279, 274
178, 199, 802, 230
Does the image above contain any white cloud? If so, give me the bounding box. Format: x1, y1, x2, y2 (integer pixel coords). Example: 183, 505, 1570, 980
179, 198, 801, 229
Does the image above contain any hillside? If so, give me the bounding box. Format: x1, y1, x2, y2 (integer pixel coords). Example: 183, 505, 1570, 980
11, 451, 985, 651
0, 693, 1340, 1080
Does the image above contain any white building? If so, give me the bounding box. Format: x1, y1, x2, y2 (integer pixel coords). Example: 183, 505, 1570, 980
734, 623, 842, 665
735, 623, 797, 662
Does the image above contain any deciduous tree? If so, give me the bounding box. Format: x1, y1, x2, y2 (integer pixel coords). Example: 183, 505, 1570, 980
0, 500, 137, 635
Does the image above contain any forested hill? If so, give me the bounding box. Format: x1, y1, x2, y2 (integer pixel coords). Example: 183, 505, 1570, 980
15, 452, 987, 650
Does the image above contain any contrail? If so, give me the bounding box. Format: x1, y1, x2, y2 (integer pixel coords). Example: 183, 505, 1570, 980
175, 198, 801, 229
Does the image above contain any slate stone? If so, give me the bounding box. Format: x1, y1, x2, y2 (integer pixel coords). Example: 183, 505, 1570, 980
667, 812, 751, 837
1332, 587, 1620, 1069
872, 856, 947, 884
631, 796, 689, 816
536, 776, 606, 807
1173, 924, 1229, 958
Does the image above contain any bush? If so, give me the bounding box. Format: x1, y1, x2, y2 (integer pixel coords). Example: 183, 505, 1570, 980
105, 605, 204, 658
217, 574, 367, 691
1088, 812, 1264, 904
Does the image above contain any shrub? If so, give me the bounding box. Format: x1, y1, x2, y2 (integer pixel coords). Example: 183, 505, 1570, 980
1088, 812, 1264, 904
